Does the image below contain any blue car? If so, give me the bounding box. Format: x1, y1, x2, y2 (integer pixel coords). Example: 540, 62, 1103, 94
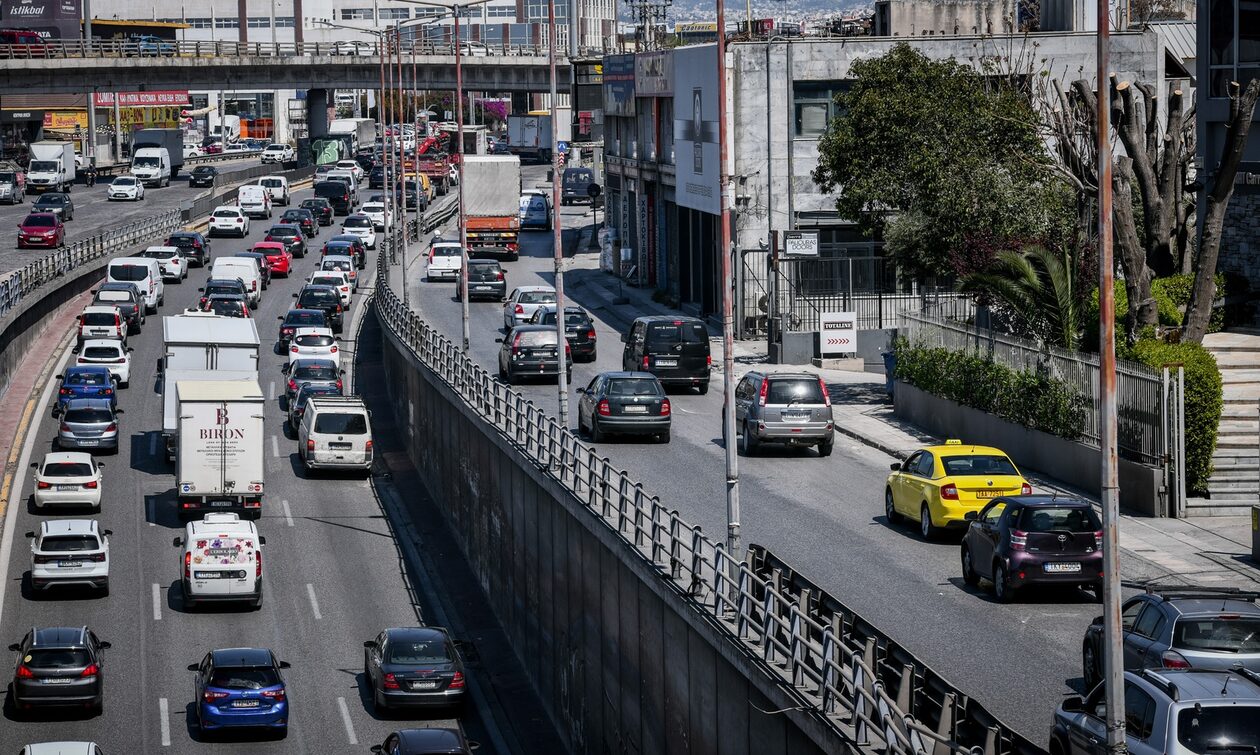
134, 35, 176, 56
191, 648, 290, 738
54, 366, 116, 416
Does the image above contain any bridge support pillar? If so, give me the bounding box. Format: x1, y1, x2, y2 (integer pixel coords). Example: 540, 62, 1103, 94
307, 88, 330, 138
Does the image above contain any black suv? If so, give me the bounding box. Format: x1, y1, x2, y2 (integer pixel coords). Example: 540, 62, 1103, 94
8, 626, 111, 713
561, 167, 598, 206
92, 281, 145, 332
313, 180, 352, 216
277, 308, 329, 348
165, 230, 212, 267
294, 285, 344, 333
621, 316, 711, 394
189, 165, 219, 188
199, 278, 248, 308
300, 197, 335, 226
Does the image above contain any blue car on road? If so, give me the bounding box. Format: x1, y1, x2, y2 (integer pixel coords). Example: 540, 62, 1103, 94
133, 35, 177, 56
191, 648, 291, 738
54, 366, 116, 416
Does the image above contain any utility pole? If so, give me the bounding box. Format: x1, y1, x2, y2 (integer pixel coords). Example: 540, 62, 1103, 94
715, 0, 740, 559
83, 0, 96, 167
549, 0, 569, 426
456, 6, 471, 352
1096, 0, 1126, 751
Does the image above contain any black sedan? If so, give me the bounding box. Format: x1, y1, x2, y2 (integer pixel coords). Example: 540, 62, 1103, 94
32, 191, 74, 220
264, 224, 307, 258
293, 285, 343, 333
165, 230, 212, 267
8, 626, 110, 714
189, 165, 219, 187
280, 208, 318, 238
372, 728, 473, 755
300, 197, 335, 226
198, 278, 248, 309
363, 627, 466, 712
496, 325, 571, 385
576, 371, 670, 443
327, 233, 367, 269
277, 308, 328, 348
529, 305, 597, 362
288, 382, 342, 432
203, 294, 250, 318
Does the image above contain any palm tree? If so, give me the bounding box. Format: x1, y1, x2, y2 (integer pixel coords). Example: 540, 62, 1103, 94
960, 245, 1083, 350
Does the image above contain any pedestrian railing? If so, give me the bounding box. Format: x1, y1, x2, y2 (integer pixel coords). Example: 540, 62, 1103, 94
0, 40, 559, 61
0, 209, 183, 318
372, 226, 1042, 755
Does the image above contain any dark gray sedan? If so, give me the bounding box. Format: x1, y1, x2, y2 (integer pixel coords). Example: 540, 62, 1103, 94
56, 399, 121, 453
496, 325, 571, 385
363, 627, 466, 712
577, 371, 670, 443
457, 259, 507, 301
32, 191, 74, 220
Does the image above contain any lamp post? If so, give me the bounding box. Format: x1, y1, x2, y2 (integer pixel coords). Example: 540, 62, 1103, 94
715, 0, 740, 560
548, 0, 569, 426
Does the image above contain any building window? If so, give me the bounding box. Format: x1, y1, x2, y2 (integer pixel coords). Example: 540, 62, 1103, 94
488, 6, 517, 17
215, 17, 239, 28
275, 16, 295, 27
1208, 0, 1260, 97
247, 17, 271, 28
185, 17, 212, 28
340, 8, 375, 20
415, 6, 444, 17
379, 7, 410, 20
793, 81, 849, 138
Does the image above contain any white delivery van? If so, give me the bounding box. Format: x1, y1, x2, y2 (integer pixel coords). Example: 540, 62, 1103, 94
299, 395, 373, 475
107, 257, 164, 313
257, 175, 290, 206
237, 185, 273, 219
209, 258, 262, 307
131, 146, 172, 187
174, 512, 265, 609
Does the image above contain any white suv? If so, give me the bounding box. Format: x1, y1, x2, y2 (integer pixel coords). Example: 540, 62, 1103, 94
28, 519, 111, 595
299, 396, 373, 475
261, 143, 295, 164
209, 205, 250, 238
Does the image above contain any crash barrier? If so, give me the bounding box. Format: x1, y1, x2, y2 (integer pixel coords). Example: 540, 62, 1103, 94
181, 164, 315, 223
0, 39, 554, 59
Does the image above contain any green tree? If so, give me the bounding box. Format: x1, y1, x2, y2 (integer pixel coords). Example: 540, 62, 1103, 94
960, 245, 1085, 350
812, 43, 1064, 278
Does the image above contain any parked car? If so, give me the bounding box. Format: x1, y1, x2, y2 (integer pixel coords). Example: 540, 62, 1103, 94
577, 372, 670, 443
732, 371, 834, 456
300, 197, 335, 226
165, 230, 212, 267
189, 648, 290, 737
496, 325, 571, 385
363, 627, 466, 712
885, 440, 1032, 539
53, 366, 116, 416
30, 451, 103, 510
456, 259, 506, 301
188, 165, 219, 188
27, 519, 111, 594
527, 305, 596, 361
107, 175, 144, 201
7, 627, 110, 714
502, 286, 557, 331
32, 191, 73, 220
55, 399, 121, 453
620, 316, 711, 394
17, 212, 64, 248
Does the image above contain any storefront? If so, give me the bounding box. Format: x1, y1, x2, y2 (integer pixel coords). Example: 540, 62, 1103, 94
0, 110, 45, 161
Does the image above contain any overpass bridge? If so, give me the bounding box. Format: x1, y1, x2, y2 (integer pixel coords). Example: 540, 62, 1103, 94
0, 39, 562, 95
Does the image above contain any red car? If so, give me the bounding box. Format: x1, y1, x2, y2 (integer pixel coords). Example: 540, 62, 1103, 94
253, 241, 292, 277
17, 212, 64, 248
202, 142, 224, 155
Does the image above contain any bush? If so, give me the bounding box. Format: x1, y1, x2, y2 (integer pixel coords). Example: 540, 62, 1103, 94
893, 339, 1090, 440
1084, 274, 1226, 343
1121, 339, 1223, 496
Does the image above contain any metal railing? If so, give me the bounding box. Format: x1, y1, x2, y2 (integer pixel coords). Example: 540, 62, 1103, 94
899, 311, 1165, 466
0, 209, 183, 318
0, 40, 556, 61
371, 224, 1038, 755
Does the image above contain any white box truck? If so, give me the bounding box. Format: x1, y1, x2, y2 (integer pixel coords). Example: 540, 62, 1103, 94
26, 142, 76, 193
328, 118, 377, 154
507, 108, 571, 161
161, 314, 260, 372
161, 369, 257, 462
176, 380, 266, 519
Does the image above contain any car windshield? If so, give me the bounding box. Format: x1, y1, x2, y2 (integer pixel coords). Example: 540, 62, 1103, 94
311, 276, 343, 287
36, 195, 64, 205
940, 454, 1020, 476
29, 160, 57, 172
82, 346, 121, 360
293, 363, 338, 380
314, 412, 367, 434
261, 179, 283, 188
646, 321, 707, 346
64, 407, 113, 422
432, 245, 460, 257
95, 290, 134, 303
295, 334, 334, 348
113, 177, 136, 186
300, 291, 338, 307
344, 216, 371, 228
282, 212, 304, 221
519, 291, 556, 305
26, 649, 90, 669
42, 461, 94, 476
384, 639, 449, 664
607, 378, 661, 397
134, 156, 160, 168
64, 371, 108, 386
314, 183, 346, 198
1016, 506, 1101, 532
767, 379, 825, 405
213, 210, 239, 219
23, 215, 54, 227
167, 236, 196, 247
208, 667, 281, 690
205, 284, 242, 296
141, 250, 173, 260
194, 167, 214, 175
1176, 706, 1260, 752
81, 312, 116, 326
40, 535, 99, 552
108, 265, 147, 281
1172, 617, 1260, 653
208, 300, 243, 316
323, 260, 352, 272
269, 227, 297, 237
286, 312, 325, 326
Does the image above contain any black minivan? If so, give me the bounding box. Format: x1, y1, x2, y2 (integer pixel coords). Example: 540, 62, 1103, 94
313, 180, 353, 216
560, 167, 598, 206
621, 316, 711, 394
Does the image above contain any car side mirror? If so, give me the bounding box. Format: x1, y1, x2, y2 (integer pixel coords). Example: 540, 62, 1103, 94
24, 531, 33, 538
494, 338, 503, 343
1092, 615, 1104, 626
964, 511, 978, 521
371, 747, 385, 754
292, 293, 299, 298
115, 408, 124, 414
363, 640, 374, 649
29, 462, 38, 469
278, 316, 285, 321
8, 643, 21, 652
280, 363, 290, 374
173, 537, 183, 547
259, 536, 267, 546
620, 334, 628, 343
279, 661, 291, 669
186, 663, 198, 672
102, 529, 112, 536
890, 462, 901, 471
98, 641, 111, 650
1060, 695, 1084, 713
197, 287, 204, 292
127, 347, 135, 352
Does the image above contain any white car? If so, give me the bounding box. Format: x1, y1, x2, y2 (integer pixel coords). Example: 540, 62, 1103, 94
258, 175, 291, 206
307, 270, 352, 306
331, 40, 372, 55
361, 201, 389, 231
28, 519, 110, 594
503, 285, 557, 330
76, 339, 131, 387
21, 744, 105, 755
224, 141, 251, 153
209, 205, 250, 238
184, 144, 204, 158
76, 305, 127, 345
426, 240, 463, 281
320, 255, 359, 290
107, 175, 144, 201
335, 159, 364, 183
139, 245, 188, 282
287, 326, 340, 367
31, 452, 103, 510
261, 143, 295, 164
340, 214, 377, 249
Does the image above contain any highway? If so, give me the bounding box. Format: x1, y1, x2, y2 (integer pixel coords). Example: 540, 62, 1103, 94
401, 164, 1101, 742
0, 182, 551, 752
0, 158, 261, 276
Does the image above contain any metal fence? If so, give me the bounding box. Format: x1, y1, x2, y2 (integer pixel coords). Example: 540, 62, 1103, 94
0, 209, 183, 319
0, 40, 556, 60
372, 224, 1038, 755
899, 311, 1165, 466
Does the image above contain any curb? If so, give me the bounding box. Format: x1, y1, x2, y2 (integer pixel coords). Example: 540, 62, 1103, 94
830, 421, 910, 461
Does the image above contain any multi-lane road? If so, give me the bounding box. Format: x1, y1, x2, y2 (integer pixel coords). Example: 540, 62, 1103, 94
0, 180, 554, 752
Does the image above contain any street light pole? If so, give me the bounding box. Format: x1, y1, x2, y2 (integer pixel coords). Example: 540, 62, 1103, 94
548, 0, 569, 426
715, 0, 740, 560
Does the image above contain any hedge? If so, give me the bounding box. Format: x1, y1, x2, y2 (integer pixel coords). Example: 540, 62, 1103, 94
892, 339, 1090, 440
1120, 339, 1222, 496
1086, 274, 1225, 343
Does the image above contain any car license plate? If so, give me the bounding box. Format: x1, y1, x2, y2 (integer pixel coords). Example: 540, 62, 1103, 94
194, 571, 224, 579
782, 411, 811, 421
975, 490, 1001, 498
231, 699, 261, 708
474, 285, 492, 291
56, 484, 78, 491
655, 359, 677, 367
209, 500, 233, 507
1045, 562, 1082, 573
91, 329, 109, 335
329, 442, 353, 450
57, 561, 83, 568
623, 405, 648, 414
77, 440, 98, 447
42, 677, 72, 684
412, 681, 439, 690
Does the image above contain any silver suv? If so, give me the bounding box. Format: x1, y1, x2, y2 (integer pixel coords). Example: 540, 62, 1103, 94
1051, 667, 1260, 754
732, 372, 834, 456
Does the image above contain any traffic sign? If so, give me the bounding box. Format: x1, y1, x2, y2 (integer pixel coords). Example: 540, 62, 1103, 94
556, 141, 569, 155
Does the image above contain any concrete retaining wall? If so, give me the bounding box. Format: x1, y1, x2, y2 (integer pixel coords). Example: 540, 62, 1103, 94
894, 381, 1164, 516
378, 317, 849, 755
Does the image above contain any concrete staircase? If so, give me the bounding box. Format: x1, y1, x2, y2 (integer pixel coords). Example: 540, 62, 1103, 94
1199, 332, 1260, 514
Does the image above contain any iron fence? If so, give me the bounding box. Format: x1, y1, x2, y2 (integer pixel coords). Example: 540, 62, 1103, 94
0, 40, 556, 60
372, 225, 1039, 755
899, 311, 1165, 466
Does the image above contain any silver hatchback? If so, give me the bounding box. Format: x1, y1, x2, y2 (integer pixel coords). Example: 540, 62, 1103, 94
56, 399, 121, 453
733, 371, 834, 456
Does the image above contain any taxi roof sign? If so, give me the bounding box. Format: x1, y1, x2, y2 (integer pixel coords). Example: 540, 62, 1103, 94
945, 439, 962, 445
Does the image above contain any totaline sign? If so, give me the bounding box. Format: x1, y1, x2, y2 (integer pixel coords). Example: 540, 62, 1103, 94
1, 0, 82, 39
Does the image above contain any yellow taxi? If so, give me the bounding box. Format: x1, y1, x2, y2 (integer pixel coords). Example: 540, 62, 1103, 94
884, 439, 1031, 539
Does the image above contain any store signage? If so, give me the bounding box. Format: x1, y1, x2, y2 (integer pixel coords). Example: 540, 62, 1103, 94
94, 91, 191, 107
819, 312, 857, 356
783, 230, 819, 256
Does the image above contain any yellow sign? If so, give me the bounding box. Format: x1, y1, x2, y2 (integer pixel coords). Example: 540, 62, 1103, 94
116, 106, 182, 130
43, 111, 88, 130
675, 22, 718, 33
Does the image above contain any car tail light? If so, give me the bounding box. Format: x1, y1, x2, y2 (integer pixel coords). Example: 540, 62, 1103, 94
84, 480, 98, 489
660, 399, 671, 416
940, 483, 959, 500
1020, 483, 1033, 495
758, 379, 768, 406
256, 547, 263, 578
307, 440, 315, 453
511, 332, 522, 355
819, 379, 831, 407
251, 281, 257, 291
565, 343, 571, 355
36, 480, 51, 489
365, 440, 373, 458
1010, 529, 1028, 550
59, 422, 70, 433
184, 551, 191, 579
641, 356, 649, 369
450, 671, 465, 690
105, 423, 117, 432
336, 304, 343, 313
80, 663, 99, 677
1094, 530, 1104, 550
507, 243, 518, 252
383, 673, 401, 690
597, 399, 611, 417
15, 665, 34, 679
262, 688, 285, 702
87, 552, 106, 562
287, 378, 297, 392
514, 304, 524, 315
203, 690, 229, 702
236, 218, 243, 224
496, 271, 505, 281
587, 328, 596, 340
59, 387, 71, 396
1161, 650, 1191, 669
707, 355, 713, 367
291, 345, 299, 353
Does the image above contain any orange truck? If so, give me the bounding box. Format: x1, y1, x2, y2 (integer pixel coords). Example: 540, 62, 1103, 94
462, 154, 521, 262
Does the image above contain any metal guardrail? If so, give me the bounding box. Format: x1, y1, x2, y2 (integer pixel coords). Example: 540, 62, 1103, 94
0, 209, 183, 318
0, 40, 557, 60
371, 224, 1040, 755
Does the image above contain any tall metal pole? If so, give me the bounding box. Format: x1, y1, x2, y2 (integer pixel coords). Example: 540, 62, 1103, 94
380, 30, 393, 260
83, 0, 96, 166
549, 0, 569, 426
456, 8, 471, 352
715, 0, 740, 559
1096, 1, 1126, 752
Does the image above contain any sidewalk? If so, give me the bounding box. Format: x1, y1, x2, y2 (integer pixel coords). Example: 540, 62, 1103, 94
565, 227, 1260, 591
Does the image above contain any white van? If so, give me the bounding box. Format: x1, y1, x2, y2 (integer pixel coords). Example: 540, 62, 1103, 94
258, 175, 290, 206
174, 512, 265, 609
107, 257, 164, 313
209, 258, 262, 306
132, 146, 172, 187
237, 185, 273, 219
299, 395, 373, 475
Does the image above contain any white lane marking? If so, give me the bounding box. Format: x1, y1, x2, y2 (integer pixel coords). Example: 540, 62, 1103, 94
337, 696, 358, 744
159, 697, 171, 746
269, 380, 276, 400
271, 434, 280, 458
149, 433, 157, 456
306, 583, 322, 619
282, 499, 294, 526
152, 583, 162, 620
